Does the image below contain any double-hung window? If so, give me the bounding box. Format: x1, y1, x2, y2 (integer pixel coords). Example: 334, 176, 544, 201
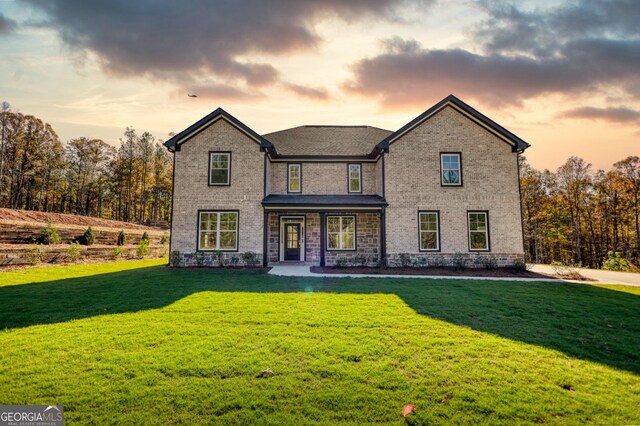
209, 152, 231, 185
419, 211, 440, 251
198, 211, 238, 251
440, 153, 462, 186
288, 163, 301, 193
348, 164, 362, 193
468, 211, 490, 251
327, 216, 355, 250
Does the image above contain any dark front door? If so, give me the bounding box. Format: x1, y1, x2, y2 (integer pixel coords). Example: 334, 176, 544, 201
284, 224, 301, 261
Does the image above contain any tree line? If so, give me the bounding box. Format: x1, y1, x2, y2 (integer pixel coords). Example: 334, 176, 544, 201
0, 102, 172, 225
520, 155, 639, 269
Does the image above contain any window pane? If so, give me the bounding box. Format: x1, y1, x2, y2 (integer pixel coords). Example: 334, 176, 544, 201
342, 232, 354, 249
328, 218, 340, 232
328, 233, 340, 249
342, 217, 355, 232
200, 213, 218, 231
420, 213, 437, 231
210, 169, 229, 184
219, 213, 237, 230
350, 178, 360, 192
421, 231, 437, 250
470, 232, 487, 249
200, 231, 217, 249
289, 179, 300, 192
219, 231, 237, 249
211, 154, 228, 169
441, 154, 461, 184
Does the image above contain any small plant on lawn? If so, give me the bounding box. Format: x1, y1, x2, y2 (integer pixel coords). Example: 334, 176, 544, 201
452, 252, 466, 269
37, 219, 61, 245
399, 253, 411, 267
141, 232, 150, 242
136, 238, 150, 258
193, 252, 206, 267
116, 230, 127, 246
160, 233, 169, 245
353, 254, 368, 267
25, 243, 46, 265
66, 242, 81, 262
113, 245, 125, 259
241, 251, 259, 267
229, 256, 239, 266
602, 251, 631, 272
170, 250, 181, 266
212, 250, 224, 267
512, 259, 530, 271
82, 226, 96, 246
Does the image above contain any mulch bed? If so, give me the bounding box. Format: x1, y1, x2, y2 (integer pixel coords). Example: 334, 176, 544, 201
310, 266, 592, 280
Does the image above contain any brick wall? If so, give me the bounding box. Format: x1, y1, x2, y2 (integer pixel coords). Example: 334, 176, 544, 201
171, 119, 264, 265
268, 162, 377, 194
384, 106, 524, 265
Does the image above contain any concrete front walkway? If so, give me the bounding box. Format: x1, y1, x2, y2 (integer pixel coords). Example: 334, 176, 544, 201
268, 264, 606, 284
529, 264, 640, 286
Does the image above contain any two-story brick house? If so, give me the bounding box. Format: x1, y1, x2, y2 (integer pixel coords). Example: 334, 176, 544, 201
165, 95, 530, 267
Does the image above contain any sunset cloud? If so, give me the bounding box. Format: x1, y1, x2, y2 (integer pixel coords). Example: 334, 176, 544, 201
0, 13, 17, 35
558, 106, 640, 124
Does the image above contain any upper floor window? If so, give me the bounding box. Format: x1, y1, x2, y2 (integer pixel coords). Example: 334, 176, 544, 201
209, 152, 231, 185
348, 164, 362, 193
198, 211, 238, 251
419, 211, 440, 251
468, 211, 490, 251
288, 163, 301, 193
440, 152, 462, 186
327, 215, 356, 250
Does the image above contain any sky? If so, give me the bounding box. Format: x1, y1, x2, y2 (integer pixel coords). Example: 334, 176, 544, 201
0, 0, 638, 171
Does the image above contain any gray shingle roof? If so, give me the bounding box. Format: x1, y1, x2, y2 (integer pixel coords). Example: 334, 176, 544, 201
262, 194, 387, 207
262, 125, 392, 156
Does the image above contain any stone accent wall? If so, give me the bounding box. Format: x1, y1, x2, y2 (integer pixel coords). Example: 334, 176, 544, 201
385, 252, 524, 268
269, 162, 377, 195
171, 119, 264, 266
324, 212, 380, 266
383, 105, 524, 266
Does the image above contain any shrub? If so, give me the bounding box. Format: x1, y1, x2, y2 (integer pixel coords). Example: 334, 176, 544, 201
353, 254, 368, 267
212, 250, 224, 267
229, 256, 239, 266
82, 226, 96, 246
241, 251, 259, 266
512, 259, 529, 271
136, 238, 150, 258
141, 232, 150, 242
481, 256, 498, 270
160, 233, 169, 245
551, 261, 579, 277
116, 230, 127, 246
113, 245, 124, 259
25, 244, 46, 265
452, 252, 466, 269
66, 242, 81, 262
398, 253, 411, 267
193, 252, 206, 267
335, 257, 348, 268
602, 251, 631, 272
37, 219, 61, 245
170, 250, 181, 266
412, 257, 427, 267
375, 256, 388, 268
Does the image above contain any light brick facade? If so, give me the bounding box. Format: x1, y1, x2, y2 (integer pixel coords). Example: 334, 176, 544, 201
167, 97, 527, 268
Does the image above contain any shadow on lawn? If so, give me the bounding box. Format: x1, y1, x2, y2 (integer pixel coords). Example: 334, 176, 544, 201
1, 266, 639, 374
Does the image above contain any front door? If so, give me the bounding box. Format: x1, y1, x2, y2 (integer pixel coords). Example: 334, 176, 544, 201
284, 224, 301, 261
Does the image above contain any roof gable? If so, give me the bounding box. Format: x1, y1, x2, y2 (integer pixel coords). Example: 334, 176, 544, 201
377, 95, 530, 152
163, 108, 273, 152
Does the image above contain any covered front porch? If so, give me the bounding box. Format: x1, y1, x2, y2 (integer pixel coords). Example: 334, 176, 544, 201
262, 195, 386, 266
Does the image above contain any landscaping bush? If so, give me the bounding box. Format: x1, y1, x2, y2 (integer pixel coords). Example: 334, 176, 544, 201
26, 244, 46, 265
116, 230, 127, 246
412, 257, 427, 267
241, 251, 259, 266
212, 250, 224, 266
160, 233, 169, 245
512, 259, 529, 271
398, 253, 411, 267
481, 256, 498, 270
141, 232, 150, 242
66, 242, 81, 262
335, 257, 349, 268
602, 251, 631, 272
229, 256, 239, 266
136, 238, 150, 258
82, 226, 96, 246
113, 245, 125, 259
170, 250, 181, 266
452, 252, 466, 269
37, 219, 61, 245
193, 252, 206, 267
353, 254, 368, 267
375, 256, 387, 268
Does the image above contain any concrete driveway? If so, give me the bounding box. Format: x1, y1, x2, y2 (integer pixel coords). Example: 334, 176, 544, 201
529, 264, 640, 286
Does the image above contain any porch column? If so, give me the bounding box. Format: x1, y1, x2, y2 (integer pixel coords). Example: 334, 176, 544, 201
320, 211, 326, 267
263, 211, 268, 267
380, 208, 386, 261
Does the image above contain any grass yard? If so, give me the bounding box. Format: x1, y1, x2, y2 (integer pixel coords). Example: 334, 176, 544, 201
1, 260, 639, 424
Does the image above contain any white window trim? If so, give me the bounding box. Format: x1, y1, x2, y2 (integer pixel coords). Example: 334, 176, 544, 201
348, 163, 362, 193
198, 211, 238, 251
326, 215, 356, 251
440, 153, 462, 186
209, 152, 231, 185
288, 163, 302, 193
419, 211, 440, 251
467, 211, 490, 251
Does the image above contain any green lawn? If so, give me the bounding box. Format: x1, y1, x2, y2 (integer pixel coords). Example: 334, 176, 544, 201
1, 260, 639, 424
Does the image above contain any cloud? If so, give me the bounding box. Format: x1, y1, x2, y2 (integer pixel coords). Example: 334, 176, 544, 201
557, 106, 640, 124
0, 13, 17, 35
282, 83, 330, 101
344, 1, 640, 109
25, 0, 409, 98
